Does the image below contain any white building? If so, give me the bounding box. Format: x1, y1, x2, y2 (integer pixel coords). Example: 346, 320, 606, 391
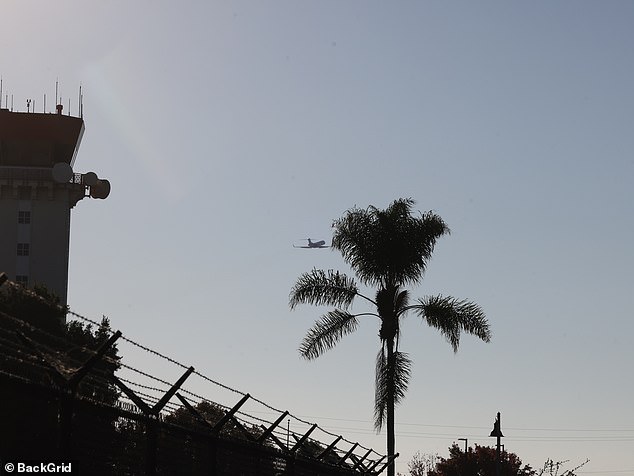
0, 105, 109, 304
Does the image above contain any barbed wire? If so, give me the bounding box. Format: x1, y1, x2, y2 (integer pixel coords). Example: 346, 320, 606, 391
66, 307, 377, 453
0, 285, 385, 465
3, 300, 633, 451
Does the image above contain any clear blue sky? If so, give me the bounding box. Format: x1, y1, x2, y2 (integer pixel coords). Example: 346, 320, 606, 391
2, 1, 633, 473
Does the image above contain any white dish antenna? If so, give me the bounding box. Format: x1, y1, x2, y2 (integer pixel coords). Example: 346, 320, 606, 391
52, 162, 73, 183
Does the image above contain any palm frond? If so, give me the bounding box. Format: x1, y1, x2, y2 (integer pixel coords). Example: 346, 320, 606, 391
394, 289, 410, 317
411, 295, 491, 352
289, 269, 359, 310
299, 310, 359, 360
332, 198, 450, 288
374, 348, 412, 431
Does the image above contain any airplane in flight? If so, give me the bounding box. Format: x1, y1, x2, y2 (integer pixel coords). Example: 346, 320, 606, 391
293, 238, 329, 249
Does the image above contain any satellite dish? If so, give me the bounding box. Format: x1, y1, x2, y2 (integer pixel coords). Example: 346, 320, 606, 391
90, 179, 111, 200
52, 162, 73, 183
83, 172, 99, 186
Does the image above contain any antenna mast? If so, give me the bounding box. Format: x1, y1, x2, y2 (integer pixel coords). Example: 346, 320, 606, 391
78, 84, 83, 118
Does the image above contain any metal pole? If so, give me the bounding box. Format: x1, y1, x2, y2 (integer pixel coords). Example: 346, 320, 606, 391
496, 434, 501, 476
458, 438, 468, 453
489, 412, 503, 476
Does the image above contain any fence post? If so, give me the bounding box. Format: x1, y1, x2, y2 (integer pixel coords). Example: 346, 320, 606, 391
111, 366, 194, 476
146, 416, 158, 476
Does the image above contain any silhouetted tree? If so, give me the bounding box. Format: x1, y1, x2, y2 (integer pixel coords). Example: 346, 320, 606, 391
290, 198, 491, 476
406, 451, 441, 476
164, 399, 260, 440
0, 282, 120, 403
404, 445, 588, 476
427, 444, 535, 476
534, 458, 589, 476
0, 282, 66, 333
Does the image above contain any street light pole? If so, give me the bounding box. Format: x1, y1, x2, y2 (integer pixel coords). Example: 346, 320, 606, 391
458, 438, 468, 453
489, 412, 504, 476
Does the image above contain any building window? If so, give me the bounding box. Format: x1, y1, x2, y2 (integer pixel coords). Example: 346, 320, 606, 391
18, 211, 31, 224
17, 243, 30, 256
15, 275, 29, 286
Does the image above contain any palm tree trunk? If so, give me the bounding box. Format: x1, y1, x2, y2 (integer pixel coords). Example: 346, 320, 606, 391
386, 336, 396, 476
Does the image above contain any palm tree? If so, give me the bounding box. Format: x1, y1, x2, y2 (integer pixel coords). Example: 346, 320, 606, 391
289, 198, 491, 476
